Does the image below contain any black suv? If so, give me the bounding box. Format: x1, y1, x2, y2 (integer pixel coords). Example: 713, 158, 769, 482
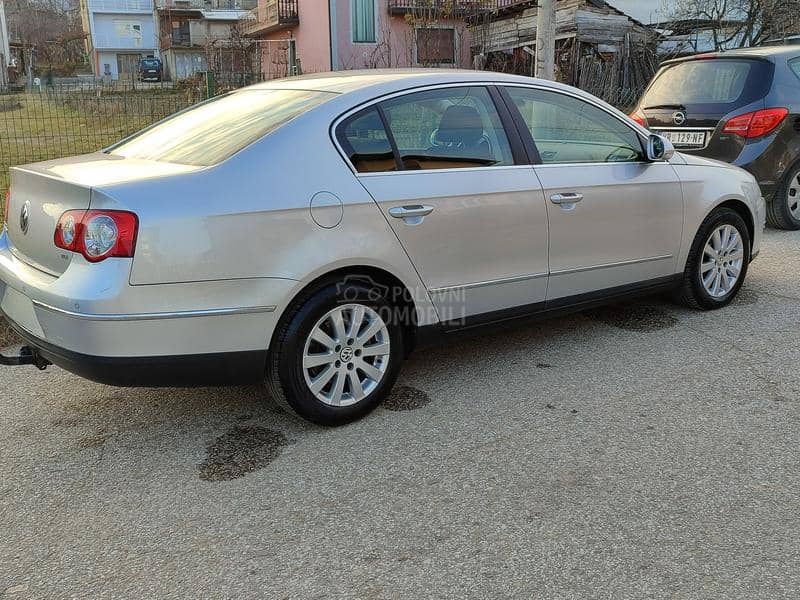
138, 57, 162, 83
631, 47, 800, 229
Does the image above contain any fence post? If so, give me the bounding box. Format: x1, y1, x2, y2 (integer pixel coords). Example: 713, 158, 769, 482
205, 71, 216, 99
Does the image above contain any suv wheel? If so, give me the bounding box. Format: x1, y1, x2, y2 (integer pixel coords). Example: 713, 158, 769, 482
767, 163, 800, 230
266, 279, 405, 426
674, 207, 750, 310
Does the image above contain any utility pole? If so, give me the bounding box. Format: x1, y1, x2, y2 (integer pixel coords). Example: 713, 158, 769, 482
535, 0, 555, 80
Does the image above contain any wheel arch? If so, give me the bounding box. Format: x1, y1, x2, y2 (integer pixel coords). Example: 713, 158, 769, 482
713, 198, 755, 253
272, 264, 428, 356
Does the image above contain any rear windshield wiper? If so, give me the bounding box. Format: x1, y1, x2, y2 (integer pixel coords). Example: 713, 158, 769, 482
643, 104, 687, 111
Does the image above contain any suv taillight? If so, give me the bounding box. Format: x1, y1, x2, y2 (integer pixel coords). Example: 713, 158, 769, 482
722, 108, 789, 139
55, 210, 138, 263
629, 109, 647, 127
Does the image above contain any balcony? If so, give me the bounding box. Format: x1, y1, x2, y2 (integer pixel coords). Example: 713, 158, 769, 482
240, 0, 299, 37
155, 0, 205, 9
388, 0, 527, 14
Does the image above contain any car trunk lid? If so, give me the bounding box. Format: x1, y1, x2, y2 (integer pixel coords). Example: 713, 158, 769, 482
6, 153, 200, 276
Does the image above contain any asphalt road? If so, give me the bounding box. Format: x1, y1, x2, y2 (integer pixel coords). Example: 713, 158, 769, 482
2, 230, 800, 599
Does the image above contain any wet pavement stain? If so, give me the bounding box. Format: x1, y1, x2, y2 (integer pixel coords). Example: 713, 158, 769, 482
199, 426, 288, 482
383, 385, 431, 411
587, 303, 678, 332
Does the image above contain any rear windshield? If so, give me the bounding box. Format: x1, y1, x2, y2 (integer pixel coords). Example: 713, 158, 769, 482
140, 59, 160, 68
109, 89, 335, 166
642, 59, 773, 108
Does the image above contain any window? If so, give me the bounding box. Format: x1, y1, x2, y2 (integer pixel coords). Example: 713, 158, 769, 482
790, 58, 800, 81
378, 87, 514, 171
641, 59, 773, 109
110, 89, 335, 166
337, 108, 396, 173
505, 87, 644, 164
416, 28, 455, 65
352, 0, 375, 43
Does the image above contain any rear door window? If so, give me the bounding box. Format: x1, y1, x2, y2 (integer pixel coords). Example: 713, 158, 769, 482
378, 86, 514, 170
642, 59, 773, 111
337, 108, 397, 173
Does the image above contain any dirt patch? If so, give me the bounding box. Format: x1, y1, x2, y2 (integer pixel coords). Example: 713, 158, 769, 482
199, 426, 288, 482
382, 385, 431, 411
587, 303, 678, 332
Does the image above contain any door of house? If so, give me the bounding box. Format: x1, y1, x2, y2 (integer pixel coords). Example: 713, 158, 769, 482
117, 53, 142, 79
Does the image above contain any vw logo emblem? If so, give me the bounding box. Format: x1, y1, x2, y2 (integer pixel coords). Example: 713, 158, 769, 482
340, 347, 354, 362
19, 201, 31, 235
673, 111, 687, 125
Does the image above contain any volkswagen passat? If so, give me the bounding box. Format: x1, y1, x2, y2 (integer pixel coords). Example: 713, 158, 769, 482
0, 70, 765, 425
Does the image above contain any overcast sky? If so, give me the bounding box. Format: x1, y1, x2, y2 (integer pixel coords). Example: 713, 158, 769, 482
605, 0, 675, 25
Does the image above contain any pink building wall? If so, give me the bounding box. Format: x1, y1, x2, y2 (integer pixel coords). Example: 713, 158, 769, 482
254, 1, 473, 79
262, 2, 332, 75
334, 0, 472, 70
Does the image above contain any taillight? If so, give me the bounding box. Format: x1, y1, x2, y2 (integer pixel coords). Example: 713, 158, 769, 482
629, 109, 647, 128
2, 188, 10, 228
722, 108, 789, 139
55, 210, 138, 263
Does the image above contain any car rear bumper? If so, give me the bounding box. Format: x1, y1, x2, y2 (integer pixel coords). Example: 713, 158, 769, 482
0, 229, 296, 383
1, 314, 266, 386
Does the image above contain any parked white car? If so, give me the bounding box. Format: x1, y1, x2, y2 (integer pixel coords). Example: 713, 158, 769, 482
0, 70, 765, 425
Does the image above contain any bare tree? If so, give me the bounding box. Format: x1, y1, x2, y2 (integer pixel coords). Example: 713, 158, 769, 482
667, 0, 799, 50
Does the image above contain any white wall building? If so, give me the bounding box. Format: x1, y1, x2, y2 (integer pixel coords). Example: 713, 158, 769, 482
80, 0, 159, 80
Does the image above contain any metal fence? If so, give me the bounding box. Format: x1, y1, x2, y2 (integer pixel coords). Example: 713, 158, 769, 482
0, 80, 211, 201
0, 72, 645, 210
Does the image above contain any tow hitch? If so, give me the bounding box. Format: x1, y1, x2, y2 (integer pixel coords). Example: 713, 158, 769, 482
0, 345, 51, 370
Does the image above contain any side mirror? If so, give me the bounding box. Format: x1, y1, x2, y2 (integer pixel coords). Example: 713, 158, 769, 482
647, 134, 675, 162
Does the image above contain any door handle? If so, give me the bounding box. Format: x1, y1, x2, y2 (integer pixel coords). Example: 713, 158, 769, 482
389, 205, 435, 218
550, 193, 584, 205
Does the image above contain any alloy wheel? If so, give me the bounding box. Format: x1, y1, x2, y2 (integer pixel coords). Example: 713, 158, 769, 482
301, 304, 391, 407
788, 168, 800, 220
700, 224, 745, 298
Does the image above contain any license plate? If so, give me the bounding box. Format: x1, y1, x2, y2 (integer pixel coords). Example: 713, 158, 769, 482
661, 130, 706, 147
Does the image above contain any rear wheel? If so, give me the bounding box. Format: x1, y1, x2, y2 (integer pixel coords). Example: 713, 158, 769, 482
767, 163, 800, 230
673, 207, 750, 310
266, 279, 404, 426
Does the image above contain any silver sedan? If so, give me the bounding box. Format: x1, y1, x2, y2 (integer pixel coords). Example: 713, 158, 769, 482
0, 70, 765, 425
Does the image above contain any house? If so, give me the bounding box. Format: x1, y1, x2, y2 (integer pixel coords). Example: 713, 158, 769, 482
0, 0, 9, 87
468, 0, 658, 104
239, 0, 477, 81
155, 0, 256, 81
79, 0, 159, 80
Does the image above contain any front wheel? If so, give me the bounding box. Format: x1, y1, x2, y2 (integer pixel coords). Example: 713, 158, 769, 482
265, 279, 405, 426
673, 207, 750, 310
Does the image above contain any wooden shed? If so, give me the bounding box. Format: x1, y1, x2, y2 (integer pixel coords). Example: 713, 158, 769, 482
469, 0, 660, 109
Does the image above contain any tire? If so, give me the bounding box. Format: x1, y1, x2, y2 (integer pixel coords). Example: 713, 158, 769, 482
673, 207, 750, 310
766, 163, 800, 230
265, 278, 405, 426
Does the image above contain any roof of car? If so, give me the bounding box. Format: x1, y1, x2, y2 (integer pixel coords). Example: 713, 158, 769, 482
248, 69, 558, 95
663, 45, 800, 65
